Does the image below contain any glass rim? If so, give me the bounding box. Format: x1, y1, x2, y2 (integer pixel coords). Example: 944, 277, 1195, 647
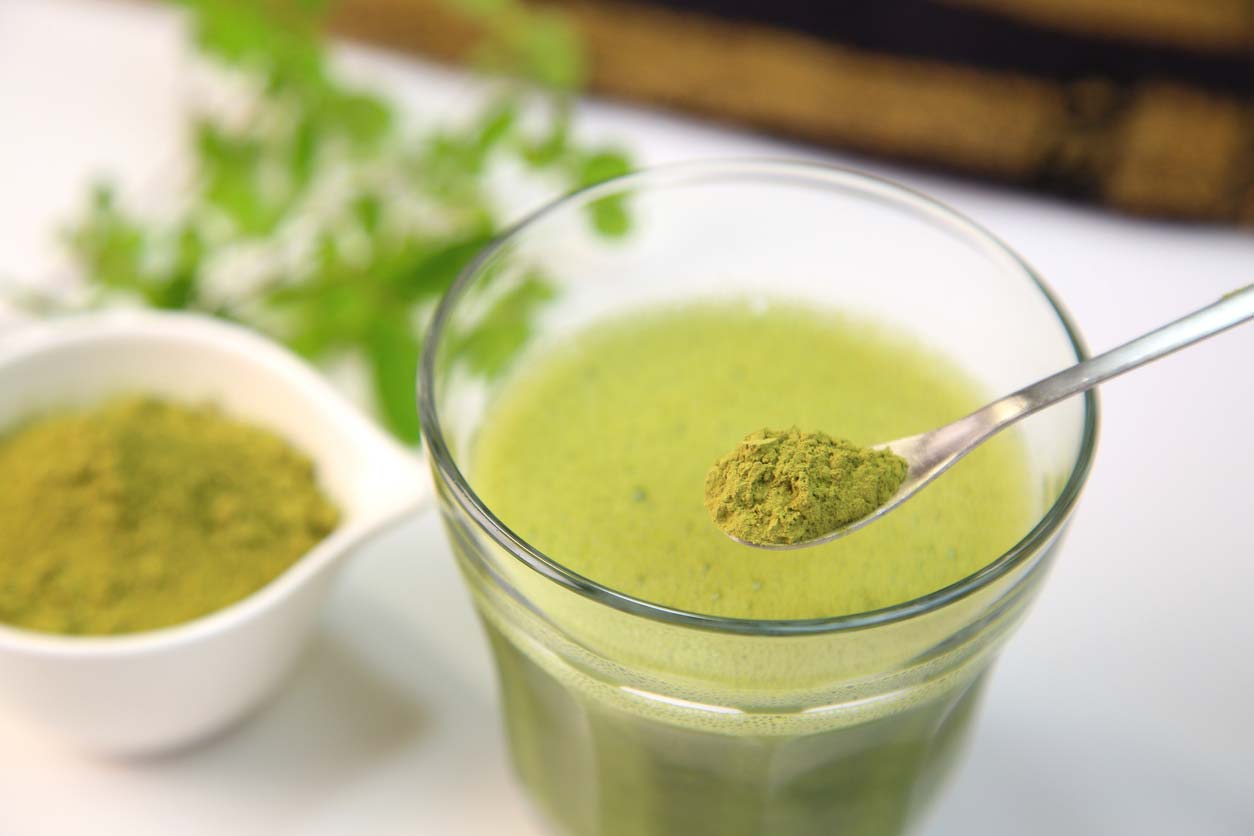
418, 158, 1099, 637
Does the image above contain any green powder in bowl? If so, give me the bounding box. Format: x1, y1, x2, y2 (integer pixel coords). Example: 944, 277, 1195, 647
0, 397, 340, 636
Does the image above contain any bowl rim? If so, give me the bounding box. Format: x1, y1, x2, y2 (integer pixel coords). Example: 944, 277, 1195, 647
419, 157, 1100, 637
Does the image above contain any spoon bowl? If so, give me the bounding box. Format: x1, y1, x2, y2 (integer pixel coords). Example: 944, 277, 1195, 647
0, 312, 429, 755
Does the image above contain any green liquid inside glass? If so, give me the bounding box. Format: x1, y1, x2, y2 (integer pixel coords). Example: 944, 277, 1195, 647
467, 301, 1034, 835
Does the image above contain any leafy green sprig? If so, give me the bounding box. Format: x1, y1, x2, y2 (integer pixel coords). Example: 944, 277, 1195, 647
59, 0, 631, 442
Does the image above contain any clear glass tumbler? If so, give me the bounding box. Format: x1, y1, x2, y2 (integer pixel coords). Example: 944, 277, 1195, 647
419, 160, 1098, 836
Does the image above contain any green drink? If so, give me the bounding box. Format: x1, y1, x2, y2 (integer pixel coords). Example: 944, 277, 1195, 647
421, 162, 1096, 836
468, 302, 1029, 834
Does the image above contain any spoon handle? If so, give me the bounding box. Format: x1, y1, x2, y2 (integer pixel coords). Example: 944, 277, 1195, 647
741, 285, 1252, 550
974, 283, 1254, 441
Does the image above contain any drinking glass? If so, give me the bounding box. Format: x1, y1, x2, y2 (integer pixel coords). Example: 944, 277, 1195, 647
419, 160, 1098, 836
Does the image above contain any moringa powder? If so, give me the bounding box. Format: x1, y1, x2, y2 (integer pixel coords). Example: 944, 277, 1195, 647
705, 427, 908, 546
0, 398, 340, 636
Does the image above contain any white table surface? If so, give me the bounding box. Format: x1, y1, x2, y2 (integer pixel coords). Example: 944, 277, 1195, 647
1, 1, 1252, 834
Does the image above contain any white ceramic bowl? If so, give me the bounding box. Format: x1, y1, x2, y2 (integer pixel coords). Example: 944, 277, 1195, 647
0, 312, 429, 755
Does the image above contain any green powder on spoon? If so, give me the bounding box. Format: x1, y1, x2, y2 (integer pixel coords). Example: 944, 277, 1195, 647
705, 427, 908, 545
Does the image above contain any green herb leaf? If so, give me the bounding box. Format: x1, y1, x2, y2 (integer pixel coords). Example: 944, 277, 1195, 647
475, 99, 519, 154
454, 273, 556, 376
328, 90, 393, 148
521, 103, 570, 167
391, 232, 497, 302
589, 195, 631, 237
509, 12, 585, 90
364, 311, 423, 444
577, 149, 632, 187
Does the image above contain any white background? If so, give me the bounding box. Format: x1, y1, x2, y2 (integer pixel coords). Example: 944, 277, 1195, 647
1, 1, 1252, 833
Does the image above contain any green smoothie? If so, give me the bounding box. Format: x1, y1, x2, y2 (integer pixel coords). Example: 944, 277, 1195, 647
473, 301, 1030, 619
462, 300, 1036, 836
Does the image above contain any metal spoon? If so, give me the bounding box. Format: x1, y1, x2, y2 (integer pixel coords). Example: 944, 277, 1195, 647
732, 284, 1254, 551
